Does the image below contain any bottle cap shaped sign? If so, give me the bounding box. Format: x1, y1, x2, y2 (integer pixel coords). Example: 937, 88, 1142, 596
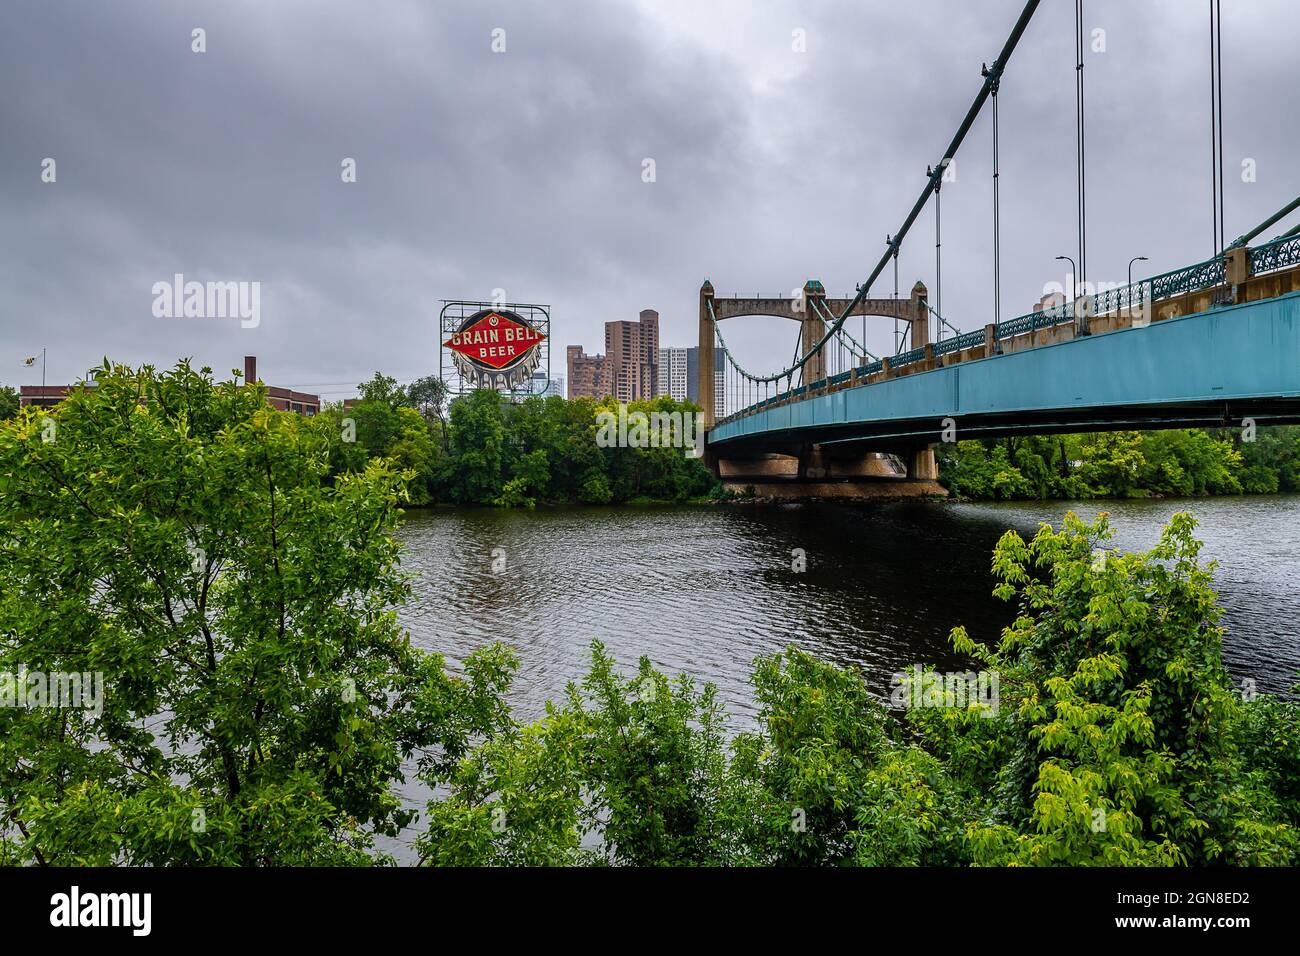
444, 309, 546, 389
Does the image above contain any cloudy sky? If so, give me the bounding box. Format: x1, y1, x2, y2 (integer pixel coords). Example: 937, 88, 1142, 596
2, 0, 1296, 401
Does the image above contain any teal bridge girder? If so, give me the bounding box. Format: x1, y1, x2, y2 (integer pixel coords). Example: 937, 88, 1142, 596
706, 290, 1300, 454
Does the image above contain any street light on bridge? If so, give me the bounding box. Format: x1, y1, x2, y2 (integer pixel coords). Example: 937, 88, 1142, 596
1128, 255, 1149, 287
1055, 255, 1077, 300
1057, 254, 1087, 337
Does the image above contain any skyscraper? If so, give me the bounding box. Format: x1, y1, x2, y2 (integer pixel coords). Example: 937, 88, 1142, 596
529, 371, 564, 398
566, 344, 611, 399
657, 346, 690, 401
605, 309, 659, 401
567, 309, 660, 400
649, 345, 722, 414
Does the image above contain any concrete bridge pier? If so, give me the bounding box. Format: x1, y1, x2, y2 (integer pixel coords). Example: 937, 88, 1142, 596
798, 443, 828, 480
707, 441, 946, 499
906, 445, 938, 481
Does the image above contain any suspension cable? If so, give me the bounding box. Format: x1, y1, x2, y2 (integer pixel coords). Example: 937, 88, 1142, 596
927, 303, 963, 339
1075, 0, 1087, 295
812, 298, 878, 362
1210, 0, 1218, 254
705, 0, 1042, 401
1210, 0, 1225, 254
988, 64, 1002, 326
934, 172, 942, 337
889, 235, 900, 352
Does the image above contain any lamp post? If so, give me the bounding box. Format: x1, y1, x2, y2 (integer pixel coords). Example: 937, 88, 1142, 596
1057, 255, 1085, 335
1128, 255, 1148, 288
1055, 255, 1077, 299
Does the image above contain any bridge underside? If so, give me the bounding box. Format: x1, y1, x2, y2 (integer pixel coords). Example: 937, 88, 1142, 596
707, 290, 1300, 484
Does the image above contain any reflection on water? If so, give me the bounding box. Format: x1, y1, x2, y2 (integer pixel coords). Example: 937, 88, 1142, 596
395, 496, 1300, 727
381, 496, 1300, 858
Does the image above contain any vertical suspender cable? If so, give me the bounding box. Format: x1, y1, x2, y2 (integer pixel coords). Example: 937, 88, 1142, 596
894, 243, 900, 351
890, 236, 900, 352
934, 176, 942, 341
991, 74, 1002, 327
1075, 0, 1087, 296
1209, 0, 1219, 254
1216, 0, 1225, 253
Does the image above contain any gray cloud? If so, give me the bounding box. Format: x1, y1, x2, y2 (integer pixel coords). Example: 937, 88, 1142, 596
2, 0, 1295, 400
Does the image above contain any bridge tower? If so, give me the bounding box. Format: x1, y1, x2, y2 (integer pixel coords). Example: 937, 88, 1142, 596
908, 280, 929, 349
698, 280, 716, 428
800, 280, 827, 385
905, 279, 937, 480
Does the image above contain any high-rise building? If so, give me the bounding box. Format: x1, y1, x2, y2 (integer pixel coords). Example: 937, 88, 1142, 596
567, 309, 660, 400
657, 346, 690, 401
528, 371, 564, 398
567, 345, 611, 399
649, 345, 722, 414
605, 309, 659, 401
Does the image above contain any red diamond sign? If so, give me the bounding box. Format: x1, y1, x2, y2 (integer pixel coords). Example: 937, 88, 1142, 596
444, 309, 546, 371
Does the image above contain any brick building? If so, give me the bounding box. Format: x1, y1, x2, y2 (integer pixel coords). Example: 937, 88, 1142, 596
567, 309, 660, 400
566, 345, 612, 400
243, 356, 320, 415
19, 356, 319, 415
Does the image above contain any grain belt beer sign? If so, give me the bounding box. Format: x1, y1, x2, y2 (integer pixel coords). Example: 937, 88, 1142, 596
444, 308, 547, 390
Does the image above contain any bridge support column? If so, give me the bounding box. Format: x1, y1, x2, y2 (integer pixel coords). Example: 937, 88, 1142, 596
910, 281, 929, 349
801, 280, 827, 386
700, 442, 719, 478
1226, 244, 1251, 303
907, 445, 938, 481
798, 443, 828, 480
699, 280, 716, 427
984, 322, 1000, 357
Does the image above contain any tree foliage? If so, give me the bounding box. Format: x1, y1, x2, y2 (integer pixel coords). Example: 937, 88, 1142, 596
0, 361, 510, 865
0, 385, 18, 423
938, 427, 1293, 500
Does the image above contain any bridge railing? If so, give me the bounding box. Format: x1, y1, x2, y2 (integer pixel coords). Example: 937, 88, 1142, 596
934, 328, 987, 357
1249, 233, 1300, 276
715, 235, 1300, 427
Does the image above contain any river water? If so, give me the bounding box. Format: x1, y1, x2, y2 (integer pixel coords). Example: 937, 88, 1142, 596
396, 495, 1300, 727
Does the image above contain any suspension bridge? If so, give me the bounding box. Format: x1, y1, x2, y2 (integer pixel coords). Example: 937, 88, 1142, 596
697, 0, 1300, 497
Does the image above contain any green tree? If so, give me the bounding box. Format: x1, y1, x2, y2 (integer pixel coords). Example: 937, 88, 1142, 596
356, 371, 408, 409
1139, 430, 1242, 496
1074, 431, 1146, 497
0, 385, 18, 422
420, 641, 734, 866
729, 648, 968, 866
406, 375, 449, 451
442, 390, 506, 504
0, 361, 511, 865
943, 512, 1296, 865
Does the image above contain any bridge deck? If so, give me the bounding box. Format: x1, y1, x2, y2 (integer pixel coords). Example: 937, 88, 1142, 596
707, 290, 1300, 452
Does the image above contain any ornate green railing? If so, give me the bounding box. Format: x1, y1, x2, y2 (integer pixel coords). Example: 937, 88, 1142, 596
1149, 254, 1226, 300
935, 328, 986, 356
1250, 234, 1300, 275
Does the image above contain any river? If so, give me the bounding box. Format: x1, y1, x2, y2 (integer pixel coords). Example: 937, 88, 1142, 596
396, 495, 1300, 727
